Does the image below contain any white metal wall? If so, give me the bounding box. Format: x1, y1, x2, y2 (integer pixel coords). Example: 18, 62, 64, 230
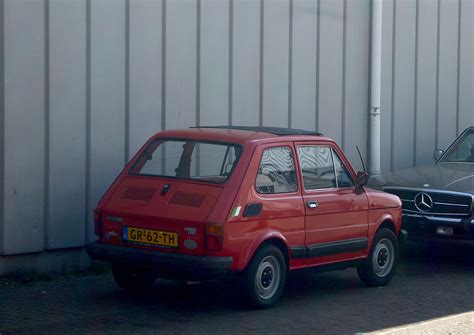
0, 0, 472, 256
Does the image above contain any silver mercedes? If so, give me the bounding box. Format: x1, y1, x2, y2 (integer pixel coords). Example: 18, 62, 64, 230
375, 127, 474, 241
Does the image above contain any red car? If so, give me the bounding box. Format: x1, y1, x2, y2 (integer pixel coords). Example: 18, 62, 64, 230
87, 126, 402, 308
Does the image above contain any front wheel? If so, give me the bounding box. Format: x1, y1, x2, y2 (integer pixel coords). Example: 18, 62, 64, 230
357, 228, 399, 287
241, 244, 287, 309
112, 264, 158, 292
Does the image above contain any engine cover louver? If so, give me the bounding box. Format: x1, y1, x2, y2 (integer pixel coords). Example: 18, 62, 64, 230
169, 191, 205, 208
122, 187, 156, 201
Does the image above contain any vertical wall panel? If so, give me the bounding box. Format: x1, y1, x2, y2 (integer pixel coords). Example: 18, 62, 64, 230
232, 0, 260, 125
129, 0, 162, 157
343, 0, 370, 170
437, 0, 459, 148
262, 0, 289, 127
3, 0, 44, 254
200, 0, 229, 125
48, 0, 86, 249
392, 1, 416, 170
458, 0, 474, 129
317, 0, 344, 143
380, 0, 394, 173
166, 0, 197, 130
0, 0, 5, 255
89, 0, 126, 242
415, 0, 438, 165
291, 0, 317, 131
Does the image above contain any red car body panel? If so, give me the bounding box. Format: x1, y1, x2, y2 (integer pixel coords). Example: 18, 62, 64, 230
91, 128, 402, 276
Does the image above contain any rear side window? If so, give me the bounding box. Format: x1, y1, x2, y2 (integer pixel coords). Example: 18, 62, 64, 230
256, 146, 297, 194
130, 139, 242, 184
297, 146, 336, 189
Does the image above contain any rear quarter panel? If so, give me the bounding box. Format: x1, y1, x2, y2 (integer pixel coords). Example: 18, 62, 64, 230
221, 142, 306, 271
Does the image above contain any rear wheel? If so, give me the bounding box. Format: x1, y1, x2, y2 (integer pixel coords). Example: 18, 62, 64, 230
112, 264, 158, 292
357, 228, 399, 287
241, 244, 287, 309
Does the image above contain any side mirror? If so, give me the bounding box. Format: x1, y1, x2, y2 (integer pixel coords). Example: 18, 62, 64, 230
433, 149, 444, 162
355, 171, 369, 191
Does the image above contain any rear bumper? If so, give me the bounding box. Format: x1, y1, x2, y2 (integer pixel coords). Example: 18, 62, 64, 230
402, 213, 474, 241
87, 242, 233, 280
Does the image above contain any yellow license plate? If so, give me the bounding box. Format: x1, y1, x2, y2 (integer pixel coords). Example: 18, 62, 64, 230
123, 227, 178, 247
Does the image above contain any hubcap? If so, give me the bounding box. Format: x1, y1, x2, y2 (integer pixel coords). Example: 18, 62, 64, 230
261, 267, 273, 288
372, 238, 394, 277
255, 255, 281, 300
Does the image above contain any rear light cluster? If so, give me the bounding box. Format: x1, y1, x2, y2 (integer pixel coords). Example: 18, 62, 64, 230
205, 223, 223, 250
94, 208, 103, 237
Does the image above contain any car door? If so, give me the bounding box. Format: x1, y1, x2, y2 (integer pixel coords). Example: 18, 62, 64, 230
295, 142, 369, 262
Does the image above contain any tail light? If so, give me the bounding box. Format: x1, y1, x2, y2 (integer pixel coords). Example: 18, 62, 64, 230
94, 208, 103, 237
205, 223, 223, 250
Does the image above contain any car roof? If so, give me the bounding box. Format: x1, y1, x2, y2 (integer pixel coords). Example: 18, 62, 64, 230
155, 126, 333, 145
190, 126, 323, 136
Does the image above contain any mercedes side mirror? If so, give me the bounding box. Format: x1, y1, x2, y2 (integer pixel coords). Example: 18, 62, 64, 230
433, 149, 444, 162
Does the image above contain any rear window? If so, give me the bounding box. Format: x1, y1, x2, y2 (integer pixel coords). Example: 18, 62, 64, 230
129, 139, 243, 183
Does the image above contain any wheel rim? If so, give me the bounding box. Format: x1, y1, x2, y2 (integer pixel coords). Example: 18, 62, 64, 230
372, 238, 394, 277
255, 255, 281, 300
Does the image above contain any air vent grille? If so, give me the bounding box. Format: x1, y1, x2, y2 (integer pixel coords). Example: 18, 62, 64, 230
169, 192, 205, 208
122, 187, 156, 201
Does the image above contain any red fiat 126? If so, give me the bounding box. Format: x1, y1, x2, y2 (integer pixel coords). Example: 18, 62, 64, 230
87, 126, 403, 308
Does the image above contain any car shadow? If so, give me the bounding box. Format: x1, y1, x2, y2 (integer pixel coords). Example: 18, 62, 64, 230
400, 240, 474, 271
106, 277, 245, 311
91, 242, 474, 334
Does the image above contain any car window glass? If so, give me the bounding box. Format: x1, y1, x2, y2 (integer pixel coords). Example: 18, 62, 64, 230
130, 140, 241, 183
256, 147, 297, 194
332, 150, 354, 188
297, 146, 336, 190
441, 130, 474, 163
190, 143, 228, 177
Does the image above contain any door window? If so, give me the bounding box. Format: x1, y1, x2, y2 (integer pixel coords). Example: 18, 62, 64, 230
297, 146, 336, 190
255, 146, 297, 194
332, 151, 354, 188
297, 145, 355, 190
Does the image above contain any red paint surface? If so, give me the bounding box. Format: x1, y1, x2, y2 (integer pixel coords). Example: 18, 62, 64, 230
95, 128, 402, 273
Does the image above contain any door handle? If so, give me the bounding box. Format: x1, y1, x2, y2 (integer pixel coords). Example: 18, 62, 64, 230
306, 201, 318, 209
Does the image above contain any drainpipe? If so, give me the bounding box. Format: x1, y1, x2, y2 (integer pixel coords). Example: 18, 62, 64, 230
369, 0, 382, 176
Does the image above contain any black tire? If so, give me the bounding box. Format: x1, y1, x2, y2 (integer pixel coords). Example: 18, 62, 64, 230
112, 264, 158, 292
241, 244, 287, 309
357, 228, 399, 287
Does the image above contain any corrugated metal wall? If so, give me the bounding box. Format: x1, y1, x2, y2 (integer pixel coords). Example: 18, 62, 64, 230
380, 0, 473, 172
0, 0, 472, 256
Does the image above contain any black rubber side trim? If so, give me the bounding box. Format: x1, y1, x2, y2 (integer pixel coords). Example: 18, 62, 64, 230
290, 246, 306, 259
307, 238, 368, 257
292, 259, 364, 276
290, 237, 368, 259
